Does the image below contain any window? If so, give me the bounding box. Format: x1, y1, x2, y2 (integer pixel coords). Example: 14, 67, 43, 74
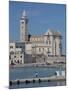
43, 48, 44, 52
20, 56, 22, 58
44, 58, 45, 62
46, 41, 48, 44
16, 46, 18, 48
10, 46, 13, 48
46, 40, 51, 45
14, 60, 16, 63
47, 48, 51, 53
17, 60, 19, 64
20, 46, 22, 48
16, 46, 22, 48
14, 56, 16, 58
55, 42, 56, 55
10, 51, 14, 54
49, 40, 51, 44
20, 60, 22, 64
39, 48, 41, 52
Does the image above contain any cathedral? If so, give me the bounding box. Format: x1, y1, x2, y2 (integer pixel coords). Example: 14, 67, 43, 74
9, 10, 63, 65
20, 10, 62, 56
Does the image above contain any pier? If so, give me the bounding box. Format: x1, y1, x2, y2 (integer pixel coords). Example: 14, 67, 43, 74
9, 76, 65, 85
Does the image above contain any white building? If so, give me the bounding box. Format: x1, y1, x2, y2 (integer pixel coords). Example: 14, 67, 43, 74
9, 42, 25, 65
9, 10, 63, 64
20, 10, 62, 56
20, 10, 28, 42
25, 30, 62, 56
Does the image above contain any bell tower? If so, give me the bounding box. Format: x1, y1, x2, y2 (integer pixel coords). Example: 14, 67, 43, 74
20, 10, 28, 42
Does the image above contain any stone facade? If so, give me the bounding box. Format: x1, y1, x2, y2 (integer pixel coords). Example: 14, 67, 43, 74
9, 11, 64, 64
25, 29, 62, 56
9, 42, 25, 64
20, 10, 28, 42
20, 11, 62, 56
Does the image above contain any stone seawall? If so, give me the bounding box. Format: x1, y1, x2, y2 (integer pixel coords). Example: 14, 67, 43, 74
9, 56, 66, 68
36, 56, 66, 63
9, 62, 66, 68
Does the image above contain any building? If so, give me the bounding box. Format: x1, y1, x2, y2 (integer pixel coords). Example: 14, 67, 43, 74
20, 10, 28, 42
25, 30, 62, 56
9, 42, 25, 65
20, 10, 62, 56
9, 10, 63, 64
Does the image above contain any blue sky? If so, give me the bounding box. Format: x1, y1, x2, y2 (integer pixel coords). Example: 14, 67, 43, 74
9, 1, 66, 54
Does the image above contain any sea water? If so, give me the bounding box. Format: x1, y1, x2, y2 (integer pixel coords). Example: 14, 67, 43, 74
9, 66, 66, 89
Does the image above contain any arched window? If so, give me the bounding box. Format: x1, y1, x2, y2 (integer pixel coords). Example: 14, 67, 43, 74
47, 48, 51, 54
14, 56, 16, 58
10, 46, 13, 48
46, 40, 48, 44
10, 51, 14, 54
49, 40, 51, 44
39, 48, 41, 52
20, 56, 22, 58
17, 60, 19, 64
